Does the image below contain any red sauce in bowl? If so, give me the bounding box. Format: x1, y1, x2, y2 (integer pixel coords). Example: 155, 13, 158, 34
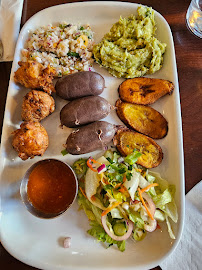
27, 159, 77, 214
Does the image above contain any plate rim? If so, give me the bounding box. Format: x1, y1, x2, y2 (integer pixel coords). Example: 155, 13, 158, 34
0, 1, 185, 270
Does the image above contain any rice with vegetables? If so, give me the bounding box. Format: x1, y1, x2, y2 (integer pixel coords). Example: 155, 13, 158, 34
21, 23, 94, 77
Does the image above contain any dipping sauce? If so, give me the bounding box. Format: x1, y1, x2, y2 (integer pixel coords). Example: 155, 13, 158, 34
27, 159, 77, 214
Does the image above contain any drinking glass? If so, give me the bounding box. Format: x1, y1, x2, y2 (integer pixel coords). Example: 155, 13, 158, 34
186, 0, 202, 38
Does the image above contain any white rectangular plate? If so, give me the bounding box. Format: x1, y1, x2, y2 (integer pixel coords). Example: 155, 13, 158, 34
0, 1, 185, 270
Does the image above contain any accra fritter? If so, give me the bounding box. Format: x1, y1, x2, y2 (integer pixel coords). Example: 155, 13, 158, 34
12, 121, 49, 160
21, 90, 55, 122
14, 61, 56, 95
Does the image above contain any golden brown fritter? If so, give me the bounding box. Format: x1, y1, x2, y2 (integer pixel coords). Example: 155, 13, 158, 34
12, 121, 49, 160
14, 61, 56, 95
21, 90, 55, 122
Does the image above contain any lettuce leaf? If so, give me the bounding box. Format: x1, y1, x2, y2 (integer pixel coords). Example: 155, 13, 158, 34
146, 172, 157, 197
88, 221, 126, 252
165, 216, 176, 239
164, 201, 178, 223
152, 184, 175, 208
127, 210, 144, 229
146, 171, 178, 238
152, 188, 173, 209
78, 191, 102, 225
146, 172, 155, 183
78, 191, 125, 251
154, 209, 165, 222
110, 208, 123, 219
148, 171, 169, 192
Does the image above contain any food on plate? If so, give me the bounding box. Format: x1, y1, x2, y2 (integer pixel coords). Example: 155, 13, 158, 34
60, 96, 112, 128
118, 77, 174, 105
93, 6, 166, 78
21, 23, 94, 77
14, 61, 56, 95
116, 99, 168, 139
21, 90, 55, 122
12, 121, 49, 160
56, 71, 105, 100
65, 121, 118, 155
73, 150, 178, 251
27, 159, 77, 214
63, 237, 71, 248
113, 128, 163, 168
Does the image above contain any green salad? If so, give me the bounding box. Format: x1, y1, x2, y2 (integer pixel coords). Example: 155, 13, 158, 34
93, 5, 166, 78
73, 150, 178, 252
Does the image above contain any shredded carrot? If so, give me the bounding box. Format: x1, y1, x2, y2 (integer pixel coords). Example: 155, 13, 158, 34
101, 201, 122, 216
141, 183, 159, 194
87, 157, 101, 172
138, 187, 154, 220
91, 195, 96, 201
79, 187, 88, 199
103, 178, 110, 185
119, 185, 128, 194
115, 182, 122, 189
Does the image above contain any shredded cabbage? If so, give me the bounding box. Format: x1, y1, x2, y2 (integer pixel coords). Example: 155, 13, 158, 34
123, 170, 140, 200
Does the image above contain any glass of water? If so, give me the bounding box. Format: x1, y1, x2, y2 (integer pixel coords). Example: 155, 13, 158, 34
186, 0, 202, 38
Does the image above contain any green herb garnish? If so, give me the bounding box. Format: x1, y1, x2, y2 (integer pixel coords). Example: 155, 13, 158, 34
61, 149, 68, 156
59, 24, 68, 29
124, 149, 142, 165
67, 52, 80, 58
106, 157, 113, 164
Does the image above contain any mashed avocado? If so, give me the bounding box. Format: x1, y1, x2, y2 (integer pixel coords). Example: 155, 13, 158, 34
93, 6, 166, 78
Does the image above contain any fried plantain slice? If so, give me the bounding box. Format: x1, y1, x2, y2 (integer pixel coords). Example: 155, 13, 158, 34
113, 128, 163, 168
116, 99, 168, 139
118, 77, 174, 105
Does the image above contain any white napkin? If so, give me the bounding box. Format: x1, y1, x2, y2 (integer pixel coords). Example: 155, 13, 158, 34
160, 180, 202, 270
0, 0, 24, 61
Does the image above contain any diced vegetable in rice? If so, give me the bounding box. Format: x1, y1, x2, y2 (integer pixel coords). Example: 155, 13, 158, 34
21, 23, 94, 77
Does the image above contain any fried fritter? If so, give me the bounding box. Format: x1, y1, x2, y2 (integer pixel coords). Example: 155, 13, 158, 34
21, 90, 55, 122
12, 121, 49, 160
14, 61, 56, 95
113, 128, 163, 168
118, 77, 174, 105
116, 99, 168, 139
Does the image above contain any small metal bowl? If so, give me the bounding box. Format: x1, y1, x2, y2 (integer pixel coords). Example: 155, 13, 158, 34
20, 159, 78, 219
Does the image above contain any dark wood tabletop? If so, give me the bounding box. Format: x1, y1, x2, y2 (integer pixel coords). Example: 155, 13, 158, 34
0, 0, 202, 269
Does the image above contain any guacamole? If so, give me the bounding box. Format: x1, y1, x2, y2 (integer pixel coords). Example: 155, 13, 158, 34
93, 6, 166, 78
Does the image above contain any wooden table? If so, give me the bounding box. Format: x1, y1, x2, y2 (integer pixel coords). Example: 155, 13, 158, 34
0, 0, 202, 269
